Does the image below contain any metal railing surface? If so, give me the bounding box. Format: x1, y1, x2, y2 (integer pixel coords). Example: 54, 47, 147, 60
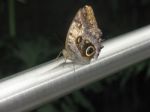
0, 25, 150, 112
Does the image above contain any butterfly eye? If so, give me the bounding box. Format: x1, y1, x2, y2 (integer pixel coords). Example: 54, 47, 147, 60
85, 46, 95, 57
76, 36, 82, 44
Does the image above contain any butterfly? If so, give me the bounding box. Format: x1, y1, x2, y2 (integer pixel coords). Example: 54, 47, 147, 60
62, 5, 103, 64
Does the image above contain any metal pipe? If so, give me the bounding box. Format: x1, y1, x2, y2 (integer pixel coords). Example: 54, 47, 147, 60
0, 25, 150, 112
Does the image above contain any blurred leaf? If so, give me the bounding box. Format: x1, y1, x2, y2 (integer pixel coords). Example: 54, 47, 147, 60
73, 91, 95, 112
13, 37, 51, 68
120, 69, 133, 88
37, 104, 58, 112
64, 96, 77, 111
61, 103, 77, 112
84, 82, 104, 93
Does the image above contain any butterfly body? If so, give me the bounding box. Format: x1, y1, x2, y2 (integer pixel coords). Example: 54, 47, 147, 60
63, 5, 103, 64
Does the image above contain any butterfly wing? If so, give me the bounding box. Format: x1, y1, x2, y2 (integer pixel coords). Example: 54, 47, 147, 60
63, 5, 102, 64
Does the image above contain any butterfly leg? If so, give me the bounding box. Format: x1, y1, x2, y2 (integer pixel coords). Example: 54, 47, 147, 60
56, 50, 63, 60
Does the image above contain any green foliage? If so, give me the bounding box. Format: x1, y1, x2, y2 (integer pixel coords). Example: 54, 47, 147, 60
13, 38, 51, 68
37, 104, 59, 112
72, 91, 95, 112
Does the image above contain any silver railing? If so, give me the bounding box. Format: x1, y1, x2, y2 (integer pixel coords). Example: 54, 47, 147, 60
0, 25, 150, 112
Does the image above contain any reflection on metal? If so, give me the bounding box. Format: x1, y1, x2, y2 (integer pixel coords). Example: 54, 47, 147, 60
0, 25, 150, 112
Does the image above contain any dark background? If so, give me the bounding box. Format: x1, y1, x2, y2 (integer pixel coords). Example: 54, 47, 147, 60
0, 0, 150, 112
